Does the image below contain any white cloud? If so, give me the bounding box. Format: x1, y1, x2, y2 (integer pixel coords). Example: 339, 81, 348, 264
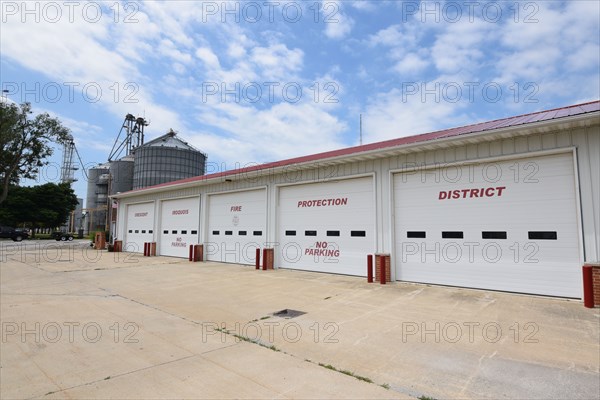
393, 53, 430, 75
39, 110, 109, 152
138, 0, 200, 48
0, 1, 186, 137
367, 24, 404, 46
323, 1, 354, 39
158, 39, 193, 64
349, 1, 377, 12
195, 47, 221, 69
362, 88, 470, 143
492, 1, 599, 88
112, 8, 160, 60
250, 44, 304, 80
172, 63, 186, 74
356, 65, 370, 80
566, 43, 600, 71
227, 42, 247, 59
494, 48, 561, 84
430, 18, 490, 74
190, 101, 347, 165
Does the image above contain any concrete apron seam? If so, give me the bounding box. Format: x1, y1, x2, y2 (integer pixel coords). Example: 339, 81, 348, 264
57, 265, 149, 272
215, 320, 402, 397
28, 354, 198, 400
105, 291, 203, 326
195, 347, 296, 400
3, 258, 53, 273
1, 292, 119, 298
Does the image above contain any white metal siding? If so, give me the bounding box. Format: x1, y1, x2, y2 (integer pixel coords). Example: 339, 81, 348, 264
206, 189, 267, 264
159, 197, 201, 258
393, 152, 582, 297
124, 202, 155, 253
114, 124, 599, 299
277, 177, 375, 275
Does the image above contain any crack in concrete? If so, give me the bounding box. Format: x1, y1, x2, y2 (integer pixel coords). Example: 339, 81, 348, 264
458, 353, 489, 397
1, 292, 118, 298
29, 354, 198, 399
104, 291, 202, 326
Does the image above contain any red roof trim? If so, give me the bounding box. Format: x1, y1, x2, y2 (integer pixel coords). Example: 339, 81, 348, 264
121, 100, 600, 194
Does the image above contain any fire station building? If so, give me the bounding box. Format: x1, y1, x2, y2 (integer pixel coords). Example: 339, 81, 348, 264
112, 101, 600, 299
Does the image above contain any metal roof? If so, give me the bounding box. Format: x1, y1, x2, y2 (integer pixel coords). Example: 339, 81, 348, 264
138, 129, 204, 152
113, 100, 600, 198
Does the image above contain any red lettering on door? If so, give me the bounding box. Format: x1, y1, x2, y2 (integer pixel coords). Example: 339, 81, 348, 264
438, 186, 507, 200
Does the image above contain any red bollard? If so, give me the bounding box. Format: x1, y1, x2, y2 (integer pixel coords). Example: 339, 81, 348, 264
189, 244, 194, 261
194, 244, 203, 262
255, 248, 261, 270
367, 254, 373, 283
143, 242, 148, 257
583, 265, 594, 308
262, 248, 268, 271
380, 255, 386, 285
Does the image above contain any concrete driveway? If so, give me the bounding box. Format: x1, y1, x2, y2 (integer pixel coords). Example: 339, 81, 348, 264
1, 241, 599, 399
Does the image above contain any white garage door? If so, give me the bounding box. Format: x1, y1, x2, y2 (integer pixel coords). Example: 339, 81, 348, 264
278, 177, 375, 275
124, 202, 155, 253
206, 189, 266, 264
159, 197, 200, 258
394, 152, 582, 297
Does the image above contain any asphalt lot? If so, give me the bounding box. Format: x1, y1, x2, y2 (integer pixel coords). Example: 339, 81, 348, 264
1, 240, 599, 399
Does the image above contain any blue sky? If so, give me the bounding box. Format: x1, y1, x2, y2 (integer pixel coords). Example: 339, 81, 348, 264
1, 1, 599, 201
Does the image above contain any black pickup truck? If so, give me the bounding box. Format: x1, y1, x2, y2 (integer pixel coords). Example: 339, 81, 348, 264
0, 226, 30, 242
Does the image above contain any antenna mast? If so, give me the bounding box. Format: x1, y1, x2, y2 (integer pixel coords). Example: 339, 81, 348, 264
360, 114, 363, 145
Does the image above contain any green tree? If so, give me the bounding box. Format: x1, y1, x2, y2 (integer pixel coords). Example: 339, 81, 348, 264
0, 183, 78, 231
0, 102, 71, 204
0, 185, 34, 226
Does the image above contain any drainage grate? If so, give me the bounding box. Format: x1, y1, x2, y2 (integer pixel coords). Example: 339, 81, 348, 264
272, 309, 306, 318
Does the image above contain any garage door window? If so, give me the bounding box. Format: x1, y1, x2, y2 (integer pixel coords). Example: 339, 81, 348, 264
528, 231, 557, 240
239, 231, 247, 236
351, 230, 366, 237
253, 231, 263, 236
482, 231, 507, 239
305, 230, 317, 236
225, 231, 233, 235
327, 230, 340, 237
285, 230, 296, 236
407, 231, 426, 238
442, 231, 463, 239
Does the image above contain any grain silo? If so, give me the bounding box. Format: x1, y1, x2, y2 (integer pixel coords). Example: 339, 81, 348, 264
85, 164, 110, 233
132, 129, 207, 190
109, 155, 135, 195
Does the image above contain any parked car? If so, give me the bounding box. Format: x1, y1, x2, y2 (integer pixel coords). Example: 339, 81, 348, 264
0, 226, 30, 242
51, 231, 74, 241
